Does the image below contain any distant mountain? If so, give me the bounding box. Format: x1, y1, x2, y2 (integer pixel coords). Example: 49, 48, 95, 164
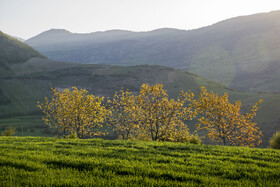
26, 10, 280, 92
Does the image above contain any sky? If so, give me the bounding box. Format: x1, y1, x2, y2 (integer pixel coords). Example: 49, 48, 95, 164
1, 0, 280, 40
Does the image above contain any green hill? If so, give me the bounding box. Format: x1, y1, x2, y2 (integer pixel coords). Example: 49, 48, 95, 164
0, 137, 279, 186
0, 31, 45, 108
0, 31, 44, 76
26, 10, 280, 92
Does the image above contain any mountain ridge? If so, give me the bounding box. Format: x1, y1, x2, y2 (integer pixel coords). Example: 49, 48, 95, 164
25, 10, 280, 92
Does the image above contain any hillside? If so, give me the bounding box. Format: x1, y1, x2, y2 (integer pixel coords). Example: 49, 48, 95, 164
26, 10, 280, 92
0, 31, 45, 108
0, 31, 44, 76
0, 137, 279, 186
0, 57, 216, 116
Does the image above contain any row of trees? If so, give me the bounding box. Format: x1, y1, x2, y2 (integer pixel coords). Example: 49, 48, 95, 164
38, 84, 263, 147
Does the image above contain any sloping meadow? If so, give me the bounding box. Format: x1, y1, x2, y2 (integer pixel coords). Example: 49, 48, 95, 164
0, 137, 279, 186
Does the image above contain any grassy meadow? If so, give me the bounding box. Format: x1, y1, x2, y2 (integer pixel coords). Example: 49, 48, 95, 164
0, 137, 279, 186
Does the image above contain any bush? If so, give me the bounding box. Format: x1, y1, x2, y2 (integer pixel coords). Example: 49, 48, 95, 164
1, 127, 16, 136
269, 131, 280, 149
189, 135, 202, 145
65, 132, 78, 139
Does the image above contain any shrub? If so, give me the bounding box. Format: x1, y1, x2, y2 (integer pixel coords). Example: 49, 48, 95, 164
161, 131, 202, 145
1, 127, 16, 136
269, 131, 280, 149
189, 135, 202, 145
65, 132, 78, 139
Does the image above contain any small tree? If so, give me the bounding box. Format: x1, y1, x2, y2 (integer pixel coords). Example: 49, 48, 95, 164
192, 87, 263, 147
136, 84, 195, 141
38, 87, 109, 138
269, 131, 280, 149
1, 127, 16, 136
107, 89, 140, 140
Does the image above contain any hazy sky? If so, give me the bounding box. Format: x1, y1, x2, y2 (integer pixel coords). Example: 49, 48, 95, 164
1, 0, 280, 39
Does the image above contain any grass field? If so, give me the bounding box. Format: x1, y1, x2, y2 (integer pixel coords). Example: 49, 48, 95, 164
0, 114, 52, 137
0, 137, 279, 186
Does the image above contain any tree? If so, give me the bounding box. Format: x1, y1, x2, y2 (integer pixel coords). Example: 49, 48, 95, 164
269, 131, 280, 149
107, 89, 140, 140
1, 127, 16, 136
136, 84, 195, 141
38, 87, 109, 138
192, 87, 263, 147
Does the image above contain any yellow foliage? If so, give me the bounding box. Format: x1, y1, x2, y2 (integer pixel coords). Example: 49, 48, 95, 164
38, 87, 109, 138
108, 84, 196, 141
192, 86, 263, 147
107, 88, 140, 140
136, 84, 195, 141
38, 84, 263, 147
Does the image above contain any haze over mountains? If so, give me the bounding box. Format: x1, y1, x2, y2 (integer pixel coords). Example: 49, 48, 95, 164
26, 10, 280, 92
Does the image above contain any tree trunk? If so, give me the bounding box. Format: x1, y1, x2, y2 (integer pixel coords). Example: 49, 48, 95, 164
222, 137, 226, 146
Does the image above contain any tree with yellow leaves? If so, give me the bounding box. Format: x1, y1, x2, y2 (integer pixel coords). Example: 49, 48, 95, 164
136, 84, 195, 141
192, 87, 263, 147
107, 89, 141, 140
38, 87, 109, 138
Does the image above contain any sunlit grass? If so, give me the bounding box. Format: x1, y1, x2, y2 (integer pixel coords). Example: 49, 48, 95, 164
0, 137, 279, 186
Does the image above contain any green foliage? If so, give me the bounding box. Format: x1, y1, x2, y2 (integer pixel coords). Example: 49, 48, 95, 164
269, 131, 280, 149
1, 127, 16, 136
65, 132, 78, 139
164, 133, 202, 145
189, 135, 202, 145
0, 137, 279, 186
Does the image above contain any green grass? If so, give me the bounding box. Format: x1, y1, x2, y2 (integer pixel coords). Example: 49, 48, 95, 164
0, 137, 279, 186
0, 115, 52, 137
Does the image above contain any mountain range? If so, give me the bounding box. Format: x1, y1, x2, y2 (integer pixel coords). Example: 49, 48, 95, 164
26, 10, 280, 92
